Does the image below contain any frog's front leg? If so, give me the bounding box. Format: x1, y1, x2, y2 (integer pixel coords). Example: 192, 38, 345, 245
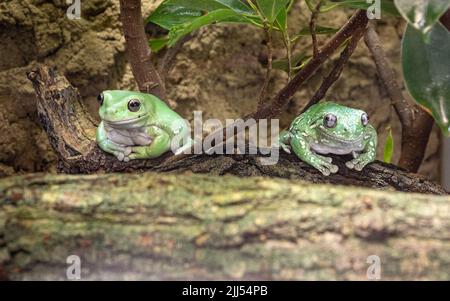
346, 125, 377, 171
96, 121, 131, 161
127, 126, 171, 160
291, 133, 338, 176
278, 130, 292, 154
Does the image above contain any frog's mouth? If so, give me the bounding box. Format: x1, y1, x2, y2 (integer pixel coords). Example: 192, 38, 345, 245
317, 128, 364, 144
103, 114, 149, 128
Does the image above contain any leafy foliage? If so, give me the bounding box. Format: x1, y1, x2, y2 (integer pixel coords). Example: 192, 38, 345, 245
255, 0, 290, 23
402, 22, 450, 135
147, 0, 258, 46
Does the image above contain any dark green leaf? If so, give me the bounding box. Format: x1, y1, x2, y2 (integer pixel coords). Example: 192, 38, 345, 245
256, 0, 290, 23
275, 7, 288, 32
394, 0, 450, 34
402, 22, 450, 135
147, 0, 253, 29
383, 127, 394, 163
168, 9, 250, 46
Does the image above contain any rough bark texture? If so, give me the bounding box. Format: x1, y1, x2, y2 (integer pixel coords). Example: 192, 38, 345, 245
25, 65, 445, 195
0, 172, 449, 280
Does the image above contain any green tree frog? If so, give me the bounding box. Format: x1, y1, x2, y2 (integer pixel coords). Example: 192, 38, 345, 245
96, 90, 191, 161
280, 102, 377, 176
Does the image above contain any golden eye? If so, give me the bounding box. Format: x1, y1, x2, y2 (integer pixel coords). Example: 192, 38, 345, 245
128, 99, 141, 112
97, 93, 104, 105
361, 113, 369, 126
323, 114, 337, 128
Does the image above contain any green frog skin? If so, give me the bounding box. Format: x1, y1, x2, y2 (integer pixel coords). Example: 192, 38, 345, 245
280, 102, 377, 176
96, 90, 191, 161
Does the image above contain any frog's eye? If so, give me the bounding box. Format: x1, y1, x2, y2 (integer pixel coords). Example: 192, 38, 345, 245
97, 93, 104, 105
323, 114, 337, 128
361, 113, 369, 126
128, 99, 141, 112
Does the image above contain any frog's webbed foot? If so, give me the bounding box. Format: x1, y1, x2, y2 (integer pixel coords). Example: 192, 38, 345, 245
345, 154, 371, 171
309, 154, 338, 176
113, 146, 132, 162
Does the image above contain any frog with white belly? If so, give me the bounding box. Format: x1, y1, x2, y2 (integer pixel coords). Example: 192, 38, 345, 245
96, 90, 191, 161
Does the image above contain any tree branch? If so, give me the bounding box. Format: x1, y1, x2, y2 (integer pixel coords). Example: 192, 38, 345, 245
250, 9, 369, 120
364, 22, 434, 172
301, 24, 366, 114
257, 24, 273, 110
119, 0, 166, 99
309, 1, 323, 58
1, 173, 449, 280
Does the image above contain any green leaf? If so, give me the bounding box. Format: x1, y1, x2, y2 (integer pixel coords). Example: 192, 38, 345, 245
402, 22, 450, 135
256, 0, 290, 23
273, 52, 309, 73
147, 0, 253, 29
149, 37, 169, 53
383, 127, 394, 164
394, 0, 450, 34
296, 25, 339, 36
321, 0, 400, 16
275, 7, 288, 32
168, 9, 249, 46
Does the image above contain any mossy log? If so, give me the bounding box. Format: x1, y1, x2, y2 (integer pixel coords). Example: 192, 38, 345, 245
25, 65, 445, 194
0, 173, 449, 280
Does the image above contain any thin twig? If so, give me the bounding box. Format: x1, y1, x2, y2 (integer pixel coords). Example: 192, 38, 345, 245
258, 23, 273, 110
309, 1, 323, 58
281, 31, 293, 81
301, 25, 367, 114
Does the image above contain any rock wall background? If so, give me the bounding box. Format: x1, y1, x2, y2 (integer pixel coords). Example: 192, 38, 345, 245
0, 0, 442, 182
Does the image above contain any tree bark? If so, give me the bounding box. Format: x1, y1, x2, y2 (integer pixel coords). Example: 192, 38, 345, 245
25, 65, 445, 195
0, 172, 449, 280
119, 0, 165, 99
